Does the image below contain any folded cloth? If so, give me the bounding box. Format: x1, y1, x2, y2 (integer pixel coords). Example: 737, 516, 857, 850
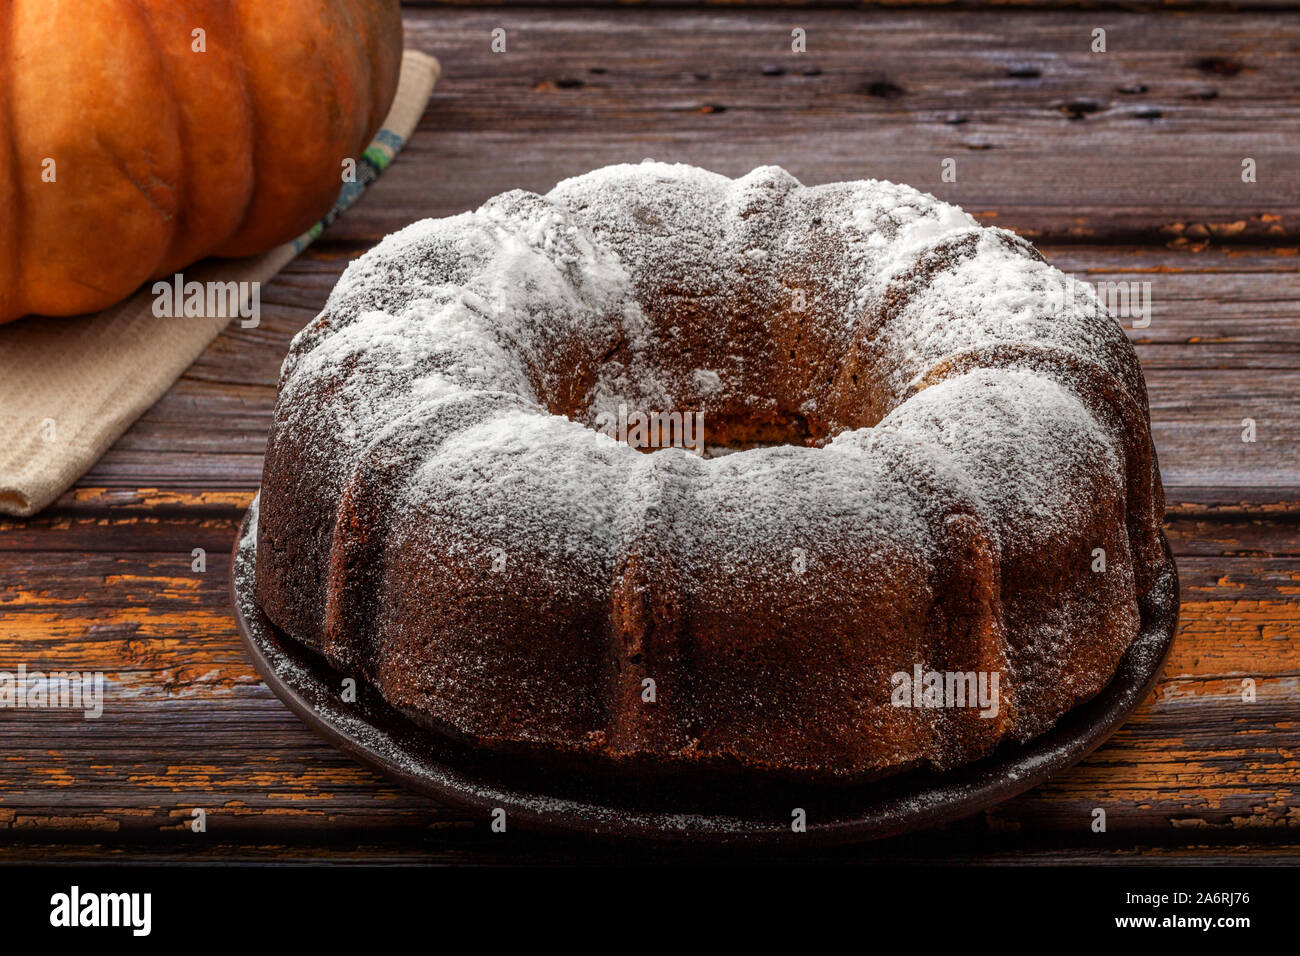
0, 50, 440, 518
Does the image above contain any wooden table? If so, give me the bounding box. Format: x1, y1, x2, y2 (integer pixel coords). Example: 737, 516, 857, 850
2, 2, 1297, 863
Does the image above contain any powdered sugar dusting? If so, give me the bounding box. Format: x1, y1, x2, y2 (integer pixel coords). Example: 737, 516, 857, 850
255, 161, 1162, 781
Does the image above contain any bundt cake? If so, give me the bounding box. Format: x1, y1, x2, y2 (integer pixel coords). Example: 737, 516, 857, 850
253, 162, 1166, 783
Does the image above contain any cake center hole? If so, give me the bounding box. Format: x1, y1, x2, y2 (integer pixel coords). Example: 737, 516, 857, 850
548, 331, 839, 457
587, 403, 822, 458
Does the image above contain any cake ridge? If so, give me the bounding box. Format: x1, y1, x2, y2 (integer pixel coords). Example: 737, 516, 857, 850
254, 162, 1166, 782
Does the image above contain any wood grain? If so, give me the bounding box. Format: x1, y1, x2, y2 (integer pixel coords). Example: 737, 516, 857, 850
320, 8, 1300, 243
1, 3, 1297, 862
405, 2, 1300, 9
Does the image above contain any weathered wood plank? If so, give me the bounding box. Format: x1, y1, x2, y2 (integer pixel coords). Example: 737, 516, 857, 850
315, 7, 1300, 242
4, 2, 1297, 863
402, 2, 1300, 10
0, 678, 1294, 842
1, 518, 1296, 844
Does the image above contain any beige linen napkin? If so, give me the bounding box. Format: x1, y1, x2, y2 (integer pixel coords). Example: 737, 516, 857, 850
0, 50, 440, 518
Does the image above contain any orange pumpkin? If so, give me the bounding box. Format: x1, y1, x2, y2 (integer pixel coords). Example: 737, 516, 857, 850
0, 0, 403, 324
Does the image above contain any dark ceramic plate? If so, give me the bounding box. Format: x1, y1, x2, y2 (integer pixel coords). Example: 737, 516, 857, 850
231, 501, 1178, 847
